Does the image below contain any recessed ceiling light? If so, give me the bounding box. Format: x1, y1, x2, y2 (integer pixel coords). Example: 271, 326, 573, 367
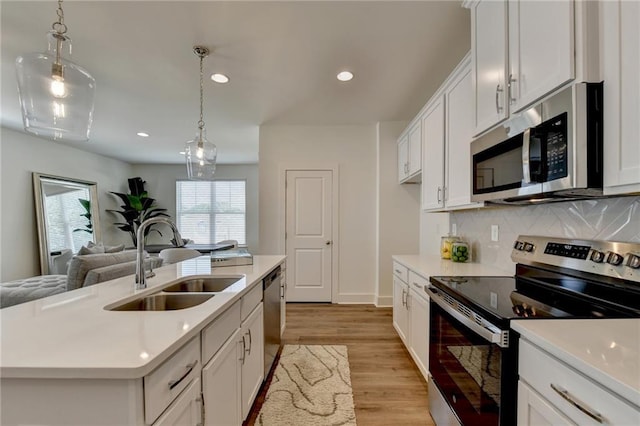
137, 132, 149, 137
337, 71, 354, 82
179, 151, 185, 155
211, 73, 229, 84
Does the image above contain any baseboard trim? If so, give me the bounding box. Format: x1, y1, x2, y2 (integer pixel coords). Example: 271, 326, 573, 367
335, 293, 375, 304
375, 296, 393, 307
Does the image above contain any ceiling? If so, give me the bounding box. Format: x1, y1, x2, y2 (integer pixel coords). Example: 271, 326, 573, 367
1, 1, 470, 165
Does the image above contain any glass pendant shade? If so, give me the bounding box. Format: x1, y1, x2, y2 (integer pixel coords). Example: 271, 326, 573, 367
185, 130, 217, 180
16, 31, 95, 142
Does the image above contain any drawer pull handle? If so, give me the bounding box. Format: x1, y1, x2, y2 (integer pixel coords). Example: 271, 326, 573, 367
550, 384, 605, 424
168, 361, 197, 390
394, 269, 402, 275
412, 282, 422, 289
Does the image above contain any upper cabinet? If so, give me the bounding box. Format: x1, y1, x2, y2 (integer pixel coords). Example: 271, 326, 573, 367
602, 0, 640, 195
422, 55, 483, 212
397, 121, 422, 184
468, 0, 579, 136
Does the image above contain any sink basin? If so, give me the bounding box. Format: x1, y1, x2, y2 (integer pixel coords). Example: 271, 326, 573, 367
109, 293, 214, 311
162, 276, 243, 293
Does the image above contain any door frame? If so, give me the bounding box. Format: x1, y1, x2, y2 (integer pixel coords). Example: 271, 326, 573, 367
278, 164, 340, 303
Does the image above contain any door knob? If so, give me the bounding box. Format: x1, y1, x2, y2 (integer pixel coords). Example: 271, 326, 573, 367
326, 241, 332, 245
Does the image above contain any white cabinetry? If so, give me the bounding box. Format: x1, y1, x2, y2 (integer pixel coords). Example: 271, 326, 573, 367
153, 378, 203, 426
602, 0, 640, 195
407, 272, 429, 379
241, 303, 264, 420
392, 261, 430, 382
518, 338, 640, 426
468, 0, 578, 136
397, 121, 422, 184
422, 55, 483, 212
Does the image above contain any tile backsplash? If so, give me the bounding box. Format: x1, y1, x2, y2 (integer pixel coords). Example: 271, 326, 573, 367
451, 196, 640, 271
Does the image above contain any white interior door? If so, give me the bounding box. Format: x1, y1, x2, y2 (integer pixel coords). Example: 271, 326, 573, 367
285, 170, 333, 302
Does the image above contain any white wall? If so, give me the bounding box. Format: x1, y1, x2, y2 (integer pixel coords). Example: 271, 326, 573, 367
376, 121, 420, 306
259, 124, 377, 303
419, 211, 450, 257
130, 164, 259, 253
1, 127, 134, 281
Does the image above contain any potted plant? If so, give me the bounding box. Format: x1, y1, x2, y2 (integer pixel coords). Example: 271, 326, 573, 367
107, 177, 169, 247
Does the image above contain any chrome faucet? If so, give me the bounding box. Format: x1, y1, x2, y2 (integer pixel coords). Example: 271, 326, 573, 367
135, 217, 185, 290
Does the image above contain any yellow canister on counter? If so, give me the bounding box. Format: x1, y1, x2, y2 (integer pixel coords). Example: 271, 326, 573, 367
440, 235, 460, 260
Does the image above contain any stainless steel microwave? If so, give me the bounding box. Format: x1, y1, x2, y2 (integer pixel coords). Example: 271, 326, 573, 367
471, 82, 603, 204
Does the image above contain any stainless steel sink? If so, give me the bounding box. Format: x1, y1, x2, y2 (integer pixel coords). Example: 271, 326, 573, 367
162, 276, 243, 293
109, 293, 214, 311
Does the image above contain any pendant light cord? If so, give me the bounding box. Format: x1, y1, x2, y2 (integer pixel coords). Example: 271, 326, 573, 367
51, 0, 67, 71
52, 0, 67, 35
198, 51, 205, 138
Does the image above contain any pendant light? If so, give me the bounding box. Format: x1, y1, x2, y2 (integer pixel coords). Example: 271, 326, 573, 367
15, 0, 96, 142
185, 46, 217, 180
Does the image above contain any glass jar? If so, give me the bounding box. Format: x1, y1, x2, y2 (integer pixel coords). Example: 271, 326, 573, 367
440, 235, 460, 260
451, 241, 471, 262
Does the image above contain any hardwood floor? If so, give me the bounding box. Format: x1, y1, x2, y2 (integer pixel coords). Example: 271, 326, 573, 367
245, 303, 435, 425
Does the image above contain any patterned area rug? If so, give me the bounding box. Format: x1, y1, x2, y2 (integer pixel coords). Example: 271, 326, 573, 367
257, 345, 357, 426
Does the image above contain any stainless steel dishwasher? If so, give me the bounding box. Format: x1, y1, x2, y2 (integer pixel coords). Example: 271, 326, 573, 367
263, 266, 282, 377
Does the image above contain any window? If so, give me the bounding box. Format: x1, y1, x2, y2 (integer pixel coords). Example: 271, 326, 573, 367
176, 180, 246, 245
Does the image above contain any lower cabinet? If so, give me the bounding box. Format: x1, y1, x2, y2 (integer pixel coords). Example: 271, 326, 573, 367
517, 381, 573, 426
202, 328, 243, 426
153, 378, 203, 426
241, 303, 265, 420
392, 261, 430, 382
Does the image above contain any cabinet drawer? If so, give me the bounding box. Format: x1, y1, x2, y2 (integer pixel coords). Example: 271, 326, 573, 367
519, 339, 640, 425
408, 271, 429, 296
392, 261, 408, 282
145, 337, 201, 424
201, 301, 241, 364
241, 283, 263, 322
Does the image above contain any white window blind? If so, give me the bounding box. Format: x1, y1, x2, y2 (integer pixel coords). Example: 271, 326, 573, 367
176, 180, 246, 245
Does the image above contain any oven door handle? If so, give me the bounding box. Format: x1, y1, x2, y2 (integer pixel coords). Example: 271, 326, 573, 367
426, 286, 507, 347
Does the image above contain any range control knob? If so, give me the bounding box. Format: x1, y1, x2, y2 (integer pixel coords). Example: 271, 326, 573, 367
590, 250, 605, 263
626, 254, 640, 269
606, 252, 624, 266
513, 241, 524, 250
524, 243, 535, 252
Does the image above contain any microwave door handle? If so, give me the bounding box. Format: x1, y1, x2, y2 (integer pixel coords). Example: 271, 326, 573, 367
522, 128, 531, 184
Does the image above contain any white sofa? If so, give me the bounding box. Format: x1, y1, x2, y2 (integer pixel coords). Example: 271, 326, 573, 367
0, 251, 163, 309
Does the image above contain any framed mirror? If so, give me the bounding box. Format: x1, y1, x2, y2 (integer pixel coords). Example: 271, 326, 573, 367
33, 173, 102, 275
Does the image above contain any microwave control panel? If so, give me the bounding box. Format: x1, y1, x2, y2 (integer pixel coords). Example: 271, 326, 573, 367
544, 113, 568, 181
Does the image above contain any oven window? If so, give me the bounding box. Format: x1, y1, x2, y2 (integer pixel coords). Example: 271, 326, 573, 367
429, 301, 505, 426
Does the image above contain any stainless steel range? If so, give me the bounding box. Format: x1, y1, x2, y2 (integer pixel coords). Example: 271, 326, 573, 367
427, 236, 640, 426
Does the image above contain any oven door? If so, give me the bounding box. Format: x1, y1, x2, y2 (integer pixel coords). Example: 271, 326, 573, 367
428, 292, 517, 426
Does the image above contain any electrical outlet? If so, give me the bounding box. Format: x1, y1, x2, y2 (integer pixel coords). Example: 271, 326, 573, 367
491, 225, 499, 242
451, 223, 457, 236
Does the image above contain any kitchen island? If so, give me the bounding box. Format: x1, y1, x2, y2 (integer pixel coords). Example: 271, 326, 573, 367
0, 255, 285, 425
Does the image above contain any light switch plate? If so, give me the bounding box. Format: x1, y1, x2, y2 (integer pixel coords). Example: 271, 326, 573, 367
491, 225, 499, 241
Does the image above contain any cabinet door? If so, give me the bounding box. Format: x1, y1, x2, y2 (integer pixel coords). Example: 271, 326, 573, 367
517, 381, 576, 426
392, 276, 409, 344
472, 0, 508, 135
153, 378, 202, 426
241, 303, 264, 420
408, 122, 422, 177
603, 0, 640, 195
397, 135, 409, 182
445, 62, 478, 209
421, 96, 445, 211
508, 0, 574, 112
408, 288, 429, 380
202, 328, 242, 426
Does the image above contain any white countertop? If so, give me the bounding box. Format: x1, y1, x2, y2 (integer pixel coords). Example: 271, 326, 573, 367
512, 319, 640, 408
392, 254, 512, 278
0, 255, 285, 380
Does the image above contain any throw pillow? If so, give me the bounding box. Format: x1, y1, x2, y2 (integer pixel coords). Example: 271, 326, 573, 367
78, 244, 105, 255
104, 243, 125, 253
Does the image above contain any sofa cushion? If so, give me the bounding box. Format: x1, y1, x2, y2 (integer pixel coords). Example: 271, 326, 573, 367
83, 257, 163, 287
0, 275, 67, 308
66, 250, 140, 291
